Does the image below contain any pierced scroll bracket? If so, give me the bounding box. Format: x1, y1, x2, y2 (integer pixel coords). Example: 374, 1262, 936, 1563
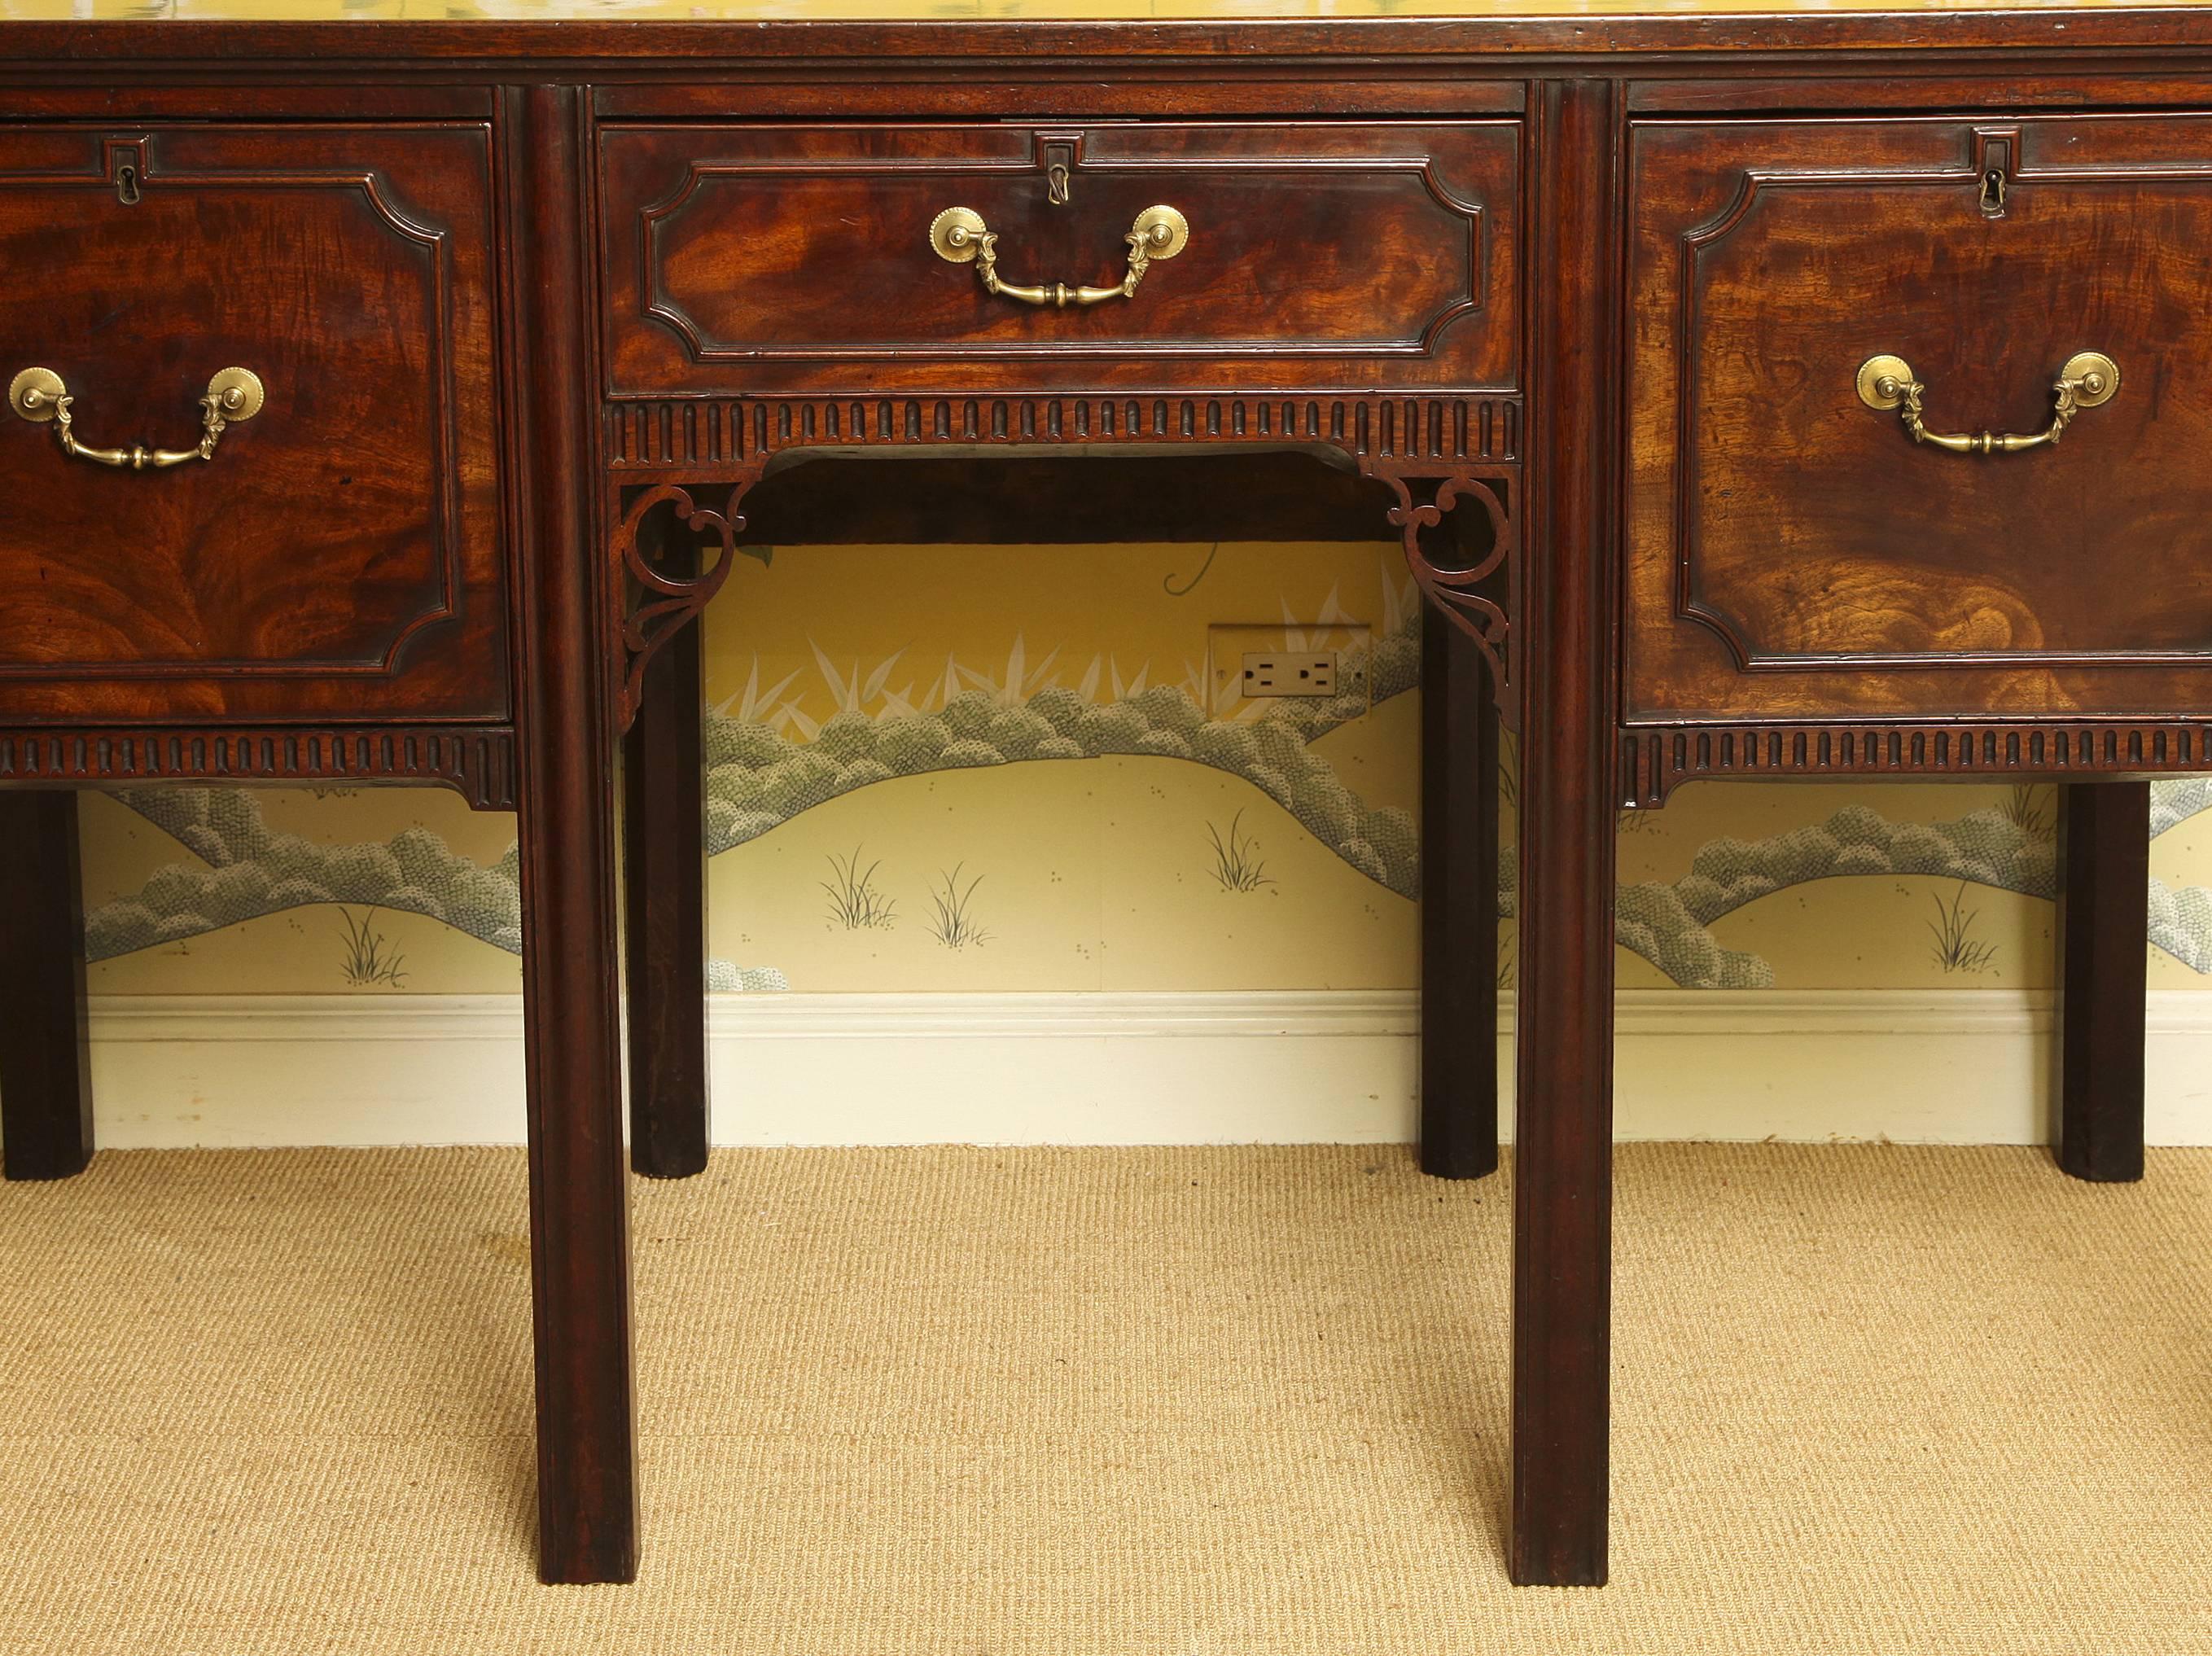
613, 474, 761, 732
610, 451, 1518, 735
1364, 464, 1518, 729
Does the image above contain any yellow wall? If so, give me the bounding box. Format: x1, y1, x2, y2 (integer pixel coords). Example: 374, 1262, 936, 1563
77, 539, 2212, 997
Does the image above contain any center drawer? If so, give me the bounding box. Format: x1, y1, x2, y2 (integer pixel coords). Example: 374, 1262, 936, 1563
597, 122, 1520, 396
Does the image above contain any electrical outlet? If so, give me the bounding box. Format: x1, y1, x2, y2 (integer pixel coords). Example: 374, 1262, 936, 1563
1207, 622, 1372, 717
1242, 651, 1337, 697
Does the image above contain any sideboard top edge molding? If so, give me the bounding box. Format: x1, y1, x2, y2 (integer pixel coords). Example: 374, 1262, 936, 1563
7, 8, 2212, 64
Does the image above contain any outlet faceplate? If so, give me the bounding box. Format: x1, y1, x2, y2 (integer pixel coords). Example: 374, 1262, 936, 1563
1207, 622, 1372, 717
1242, 651, 1337, 697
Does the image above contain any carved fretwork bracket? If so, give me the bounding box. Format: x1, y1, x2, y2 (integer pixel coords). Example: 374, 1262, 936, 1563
612, 474, 761, 730
606, 392, 1524, 733
1365, 464, 1518, 727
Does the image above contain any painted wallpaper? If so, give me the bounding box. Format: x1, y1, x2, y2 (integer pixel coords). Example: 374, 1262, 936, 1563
75, 538, 2212, 997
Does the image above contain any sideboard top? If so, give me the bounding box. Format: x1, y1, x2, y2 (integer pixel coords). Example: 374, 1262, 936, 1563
2, 0, 2199, 14
3, 0, 2210, 60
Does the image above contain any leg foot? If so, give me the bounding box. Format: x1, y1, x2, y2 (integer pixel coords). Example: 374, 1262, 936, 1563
0, 791, 94, 1182
2057, 782, 2148, 1184
1509, 721, 1615, 1588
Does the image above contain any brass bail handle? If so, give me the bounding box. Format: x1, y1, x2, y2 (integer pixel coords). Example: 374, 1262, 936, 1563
930, 204, 1189, 309
1855, 351, 2119, 455
9, 366, 265, 470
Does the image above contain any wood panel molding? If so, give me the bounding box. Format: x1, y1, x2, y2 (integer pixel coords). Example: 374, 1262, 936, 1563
1618, 719, 2212, 808
0, 724, 518, 809
598, 121, 1518, 394
607, 391, 1519, 472
630, 147, 1487, 365
0, 138, 472, 682
1675, 148, 2212, 676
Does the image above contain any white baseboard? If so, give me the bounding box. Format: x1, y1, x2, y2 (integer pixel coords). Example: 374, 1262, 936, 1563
77, 988, 2212, 1151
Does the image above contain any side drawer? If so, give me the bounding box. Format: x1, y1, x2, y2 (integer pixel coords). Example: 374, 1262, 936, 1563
598, 121, 1520, 396
1624, 112, 2212, 724
0, 123, 506, 725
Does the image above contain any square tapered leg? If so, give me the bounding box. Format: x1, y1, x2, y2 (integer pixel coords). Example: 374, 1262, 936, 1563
510, 82, 639, 1585
1510, 76, 1621, 1588
623, 518, 712, 1181
1420, 602, 1500, 1180
2056, 782, 2150, 1183
0, 791, 94, 1182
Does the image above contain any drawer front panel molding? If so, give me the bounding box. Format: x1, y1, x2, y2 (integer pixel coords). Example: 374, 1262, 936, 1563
598, 122, 1520, 395
0, 124, 508, 725
1625, 112, 2212, 725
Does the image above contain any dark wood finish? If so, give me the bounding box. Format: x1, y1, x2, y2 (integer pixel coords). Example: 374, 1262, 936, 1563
598, 122, 1520, 396
0, 85, 493, 120
595, 77, 1530, 120
623, 515, 712, 1181
605, 401, 1522, 729
14, 10, 2212, 62
607, 392, 1522, 480
0, 791, 93, 1182
1626, 72, 2212, 113
1618, 720, 2212, 808
1511, 77, 1620, 1589
734, 451, 1404, 546
0, 124, 508, 725
0, 725, 517, 808
2, 5, 2210, 1597
1625, 114, 2212, 725
1420, 592, 1500, 1181
507, 83, 639, 1587
2057, 781, 2151, 1183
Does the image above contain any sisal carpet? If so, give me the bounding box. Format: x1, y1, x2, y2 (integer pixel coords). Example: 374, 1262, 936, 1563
0, 1142, 2208, 1654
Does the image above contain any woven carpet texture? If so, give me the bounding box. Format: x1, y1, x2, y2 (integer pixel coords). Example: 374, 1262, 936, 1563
1, 1144, 2207, 1654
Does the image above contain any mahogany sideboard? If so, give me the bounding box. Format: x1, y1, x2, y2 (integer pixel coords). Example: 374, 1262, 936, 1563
1, 0, 2208, 1592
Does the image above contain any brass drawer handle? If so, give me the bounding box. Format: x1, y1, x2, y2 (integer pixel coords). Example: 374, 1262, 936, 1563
930, 204, 1188, 308
8, 366, 264, 470
1855, 351, 2119, 455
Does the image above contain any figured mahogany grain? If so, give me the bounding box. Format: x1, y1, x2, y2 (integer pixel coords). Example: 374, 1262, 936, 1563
0, 124, 507, 725
1626, 113, 2212, 725
598, 122, 1520, 396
